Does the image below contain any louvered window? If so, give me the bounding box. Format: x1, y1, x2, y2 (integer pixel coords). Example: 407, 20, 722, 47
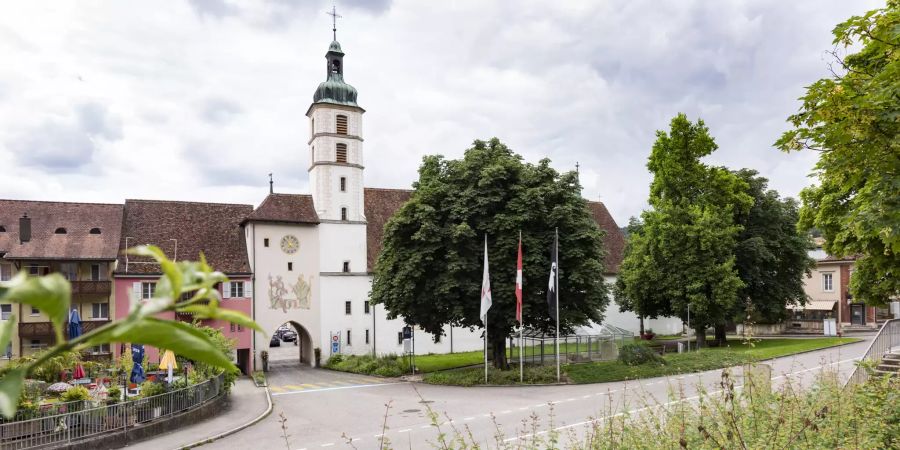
336, 115, 348, 135
336, 143, 348, 163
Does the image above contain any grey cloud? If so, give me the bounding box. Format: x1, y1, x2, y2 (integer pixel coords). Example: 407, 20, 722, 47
186, 0, 239, 19
200, 98, 243, 124
11, 103, 123, 172
77, 103, 123, 140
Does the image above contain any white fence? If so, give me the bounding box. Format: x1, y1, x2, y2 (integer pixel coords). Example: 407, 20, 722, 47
0, 373, 225, 450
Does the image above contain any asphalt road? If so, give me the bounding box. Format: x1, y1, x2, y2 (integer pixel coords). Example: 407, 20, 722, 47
208, 337, 871, 450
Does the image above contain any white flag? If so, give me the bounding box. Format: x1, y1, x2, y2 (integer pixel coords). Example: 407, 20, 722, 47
480, 236, 492, 322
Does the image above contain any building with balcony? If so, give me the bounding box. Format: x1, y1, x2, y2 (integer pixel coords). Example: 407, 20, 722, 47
0, 200, 123, 363
113, 199, 254, 374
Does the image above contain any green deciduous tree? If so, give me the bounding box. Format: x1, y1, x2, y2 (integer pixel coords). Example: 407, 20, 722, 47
616, 114, 751, 348
371, 138, 609, 368
732, 170, 815, 328
777, 1, 900, 305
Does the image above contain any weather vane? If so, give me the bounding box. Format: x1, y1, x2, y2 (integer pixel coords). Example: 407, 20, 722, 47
326, 3, 342, 41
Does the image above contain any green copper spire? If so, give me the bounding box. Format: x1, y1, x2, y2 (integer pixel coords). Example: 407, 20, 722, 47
312, 39, 358, 107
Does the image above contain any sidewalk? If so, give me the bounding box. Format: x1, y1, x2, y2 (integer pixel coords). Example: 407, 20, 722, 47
125, 377, 271, 450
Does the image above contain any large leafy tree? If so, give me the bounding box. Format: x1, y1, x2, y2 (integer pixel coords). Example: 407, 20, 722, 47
777, 1, 900, 305
732, 170, 814, 326
371, 138, 609, 368
616, 114, 750, 347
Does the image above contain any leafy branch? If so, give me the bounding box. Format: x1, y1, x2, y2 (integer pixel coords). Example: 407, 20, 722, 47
0, 245, 263, 418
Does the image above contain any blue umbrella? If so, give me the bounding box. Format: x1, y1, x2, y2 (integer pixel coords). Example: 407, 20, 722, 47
67, 309, 82, 339
129, 344, 145, 384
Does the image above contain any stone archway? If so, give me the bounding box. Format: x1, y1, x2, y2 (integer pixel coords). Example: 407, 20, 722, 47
267, 321, 315, 369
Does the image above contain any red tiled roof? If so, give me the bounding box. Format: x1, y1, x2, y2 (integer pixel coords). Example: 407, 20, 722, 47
586, 201, 625, 274
0, 200, 123, 260
117, 199, 253, 275
364, 188, 412, 272
362, 189, 626, 275
243, 194, 319, 225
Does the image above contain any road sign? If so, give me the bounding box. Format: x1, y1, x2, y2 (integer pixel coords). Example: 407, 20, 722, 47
402, 326, 412, 339
331, 332, 341, 354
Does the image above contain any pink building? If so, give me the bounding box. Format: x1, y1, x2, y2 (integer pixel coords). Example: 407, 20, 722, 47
113, 199, 254, 374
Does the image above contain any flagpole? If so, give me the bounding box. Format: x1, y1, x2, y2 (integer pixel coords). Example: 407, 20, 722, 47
555, 227, 560, 383
484, 234, 489, 385
519, 231, 524, 383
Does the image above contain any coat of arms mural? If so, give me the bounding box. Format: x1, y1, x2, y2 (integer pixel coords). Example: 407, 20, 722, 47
268, 274, 313, 312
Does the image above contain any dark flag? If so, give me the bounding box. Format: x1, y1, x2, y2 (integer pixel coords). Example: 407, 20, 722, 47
547, 230, 558, 321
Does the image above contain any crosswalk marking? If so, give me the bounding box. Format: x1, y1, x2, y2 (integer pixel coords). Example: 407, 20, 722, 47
269, 378, 396, 394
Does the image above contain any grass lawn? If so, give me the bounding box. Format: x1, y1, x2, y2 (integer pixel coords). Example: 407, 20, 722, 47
423, 337, 860, 386
412, 339, 620, 373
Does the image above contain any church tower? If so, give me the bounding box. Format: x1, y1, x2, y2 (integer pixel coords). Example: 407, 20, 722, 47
307, 38, 365, 222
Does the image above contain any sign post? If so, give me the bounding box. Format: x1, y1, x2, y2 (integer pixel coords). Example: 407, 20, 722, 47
331, 332, 341, 355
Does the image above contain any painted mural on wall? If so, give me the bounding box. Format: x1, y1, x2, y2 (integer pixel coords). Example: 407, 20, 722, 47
268, 274, 313, 312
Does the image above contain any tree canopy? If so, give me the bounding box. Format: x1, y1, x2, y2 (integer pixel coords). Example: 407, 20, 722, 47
370, 138, 609, 367
616, 114, 751, 347
776, 1, 900, 305
732, 169, 814, 323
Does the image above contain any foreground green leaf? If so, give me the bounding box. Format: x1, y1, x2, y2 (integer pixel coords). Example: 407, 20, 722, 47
0, 369, 25, 418
84, 318, 235, 369
176, 305, 264, 333
2, 273, 70, 341
0, 314, 17, 357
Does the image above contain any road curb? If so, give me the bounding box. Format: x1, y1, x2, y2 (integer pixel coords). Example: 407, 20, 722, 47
179, 384, 274, 449
415, 338, 865, 388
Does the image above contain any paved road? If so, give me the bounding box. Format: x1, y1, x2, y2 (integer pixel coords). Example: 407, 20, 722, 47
208, 337, 871, 450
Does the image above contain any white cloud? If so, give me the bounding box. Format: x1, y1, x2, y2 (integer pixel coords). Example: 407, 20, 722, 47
0, 0, 884, 224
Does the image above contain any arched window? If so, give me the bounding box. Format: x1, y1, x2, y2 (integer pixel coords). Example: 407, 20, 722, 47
341, 207, 348, 221
335, 143, 348, 163
336, 115, 348, 135
89, 228, 101, 234
54, 227, 67, 234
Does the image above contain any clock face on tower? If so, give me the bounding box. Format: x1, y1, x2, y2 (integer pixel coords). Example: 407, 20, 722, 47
280, 235, 299, 254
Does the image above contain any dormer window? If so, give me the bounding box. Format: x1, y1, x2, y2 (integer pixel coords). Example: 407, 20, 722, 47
54, 228, 67, 234
89, 228, 101, 234
336, 115, 348, 135
336, 143, 348, 163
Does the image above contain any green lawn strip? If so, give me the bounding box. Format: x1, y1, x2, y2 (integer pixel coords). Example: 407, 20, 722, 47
423, 337, 859, 386
412, 340, 618, 373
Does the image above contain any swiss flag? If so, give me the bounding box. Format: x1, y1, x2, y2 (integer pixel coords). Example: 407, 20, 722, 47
516, 235, 523, 324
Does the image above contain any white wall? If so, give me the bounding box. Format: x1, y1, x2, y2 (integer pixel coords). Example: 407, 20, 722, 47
577, 276, 684, 336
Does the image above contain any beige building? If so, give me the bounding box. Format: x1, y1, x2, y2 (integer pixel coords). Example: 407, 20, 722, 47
0, 200, 123, 363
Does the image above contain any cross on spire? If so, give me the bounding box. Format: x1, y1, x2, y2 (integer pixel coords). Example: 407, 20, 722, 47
327, 3, 342, 41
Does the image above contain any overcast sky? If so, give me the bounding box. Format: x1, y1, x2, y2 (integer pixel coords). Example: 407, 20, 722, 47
0, 0, 882, 225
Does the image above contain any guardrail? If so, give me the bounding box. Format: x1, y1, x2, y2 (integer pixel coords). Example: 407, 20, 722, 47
845, 318, 900, 387
0, 373, 225, 449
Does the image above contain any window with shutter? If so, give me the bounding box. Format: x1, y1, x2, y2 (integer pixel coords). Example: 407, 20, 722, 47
336, 115, 348, 135
336, 143, 347, 163
223, 282, 232, 298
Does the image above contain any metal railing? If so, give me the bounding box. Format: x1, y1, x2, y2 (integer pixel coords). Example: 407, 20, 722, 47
0, 373, 225, 450
845, 318, 900, 387
517, 333, 632, 365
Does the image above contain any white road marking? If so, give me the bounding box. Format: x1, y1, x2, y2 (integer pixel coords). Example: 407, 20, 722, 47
271, 383, 394, 396
566, 398, 576, 402
533, 404, 545, 408
321, 444, 334, 448
420, 425, 430, 429
373, 434, 383, 438
501, 410, 511, 414
518, 407, 528, 411
398, 429, 411, 433
464, 417, 474, 421
582, 395, 591, 398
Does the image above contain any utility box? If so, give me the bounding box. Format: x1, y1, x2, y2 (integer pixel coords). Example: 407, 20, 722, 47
823, 318, 837, 336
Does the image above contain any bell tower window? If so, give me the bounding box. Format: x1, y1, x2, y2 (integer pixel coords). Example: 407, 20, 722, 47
331, 59, 341, 74
340, 177, 347, 192
336, 115, 348, 135
336, 143, 348, 163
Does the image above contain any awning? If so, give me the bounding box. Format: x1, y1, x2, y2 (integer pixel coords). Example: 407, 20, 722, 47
792, 300, 837, 311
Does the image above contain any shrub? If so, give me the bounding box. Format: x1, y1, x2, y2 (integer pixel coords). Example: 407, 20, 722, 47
618, 344, 666, 366
60, 385, 90, 402
106, 386, 121, 404
139, 381, 165, 398
325, 353, 405, 377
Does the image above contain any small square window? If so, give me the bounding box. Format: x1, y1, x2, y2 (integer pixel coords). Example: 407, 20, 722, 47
288, 262, 293, 271
346, 330, 352, 346
230, 281, 245, 298
340, 177, 347, 192
397, 332, 403, 345
0, 264, 12, 281
345, 301, 352, 315
364, 301, 370, 314
365, 329, 370, 344
91, 264, 101, 281
341, 208, 348, 221
30, 339, 41, 350
142, 282, 156, 299
92, 302, 108, 319
264, 238, 270, 247
0, 304, 11, 320
30, 307, 39, 316
342, 261, 350, 273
